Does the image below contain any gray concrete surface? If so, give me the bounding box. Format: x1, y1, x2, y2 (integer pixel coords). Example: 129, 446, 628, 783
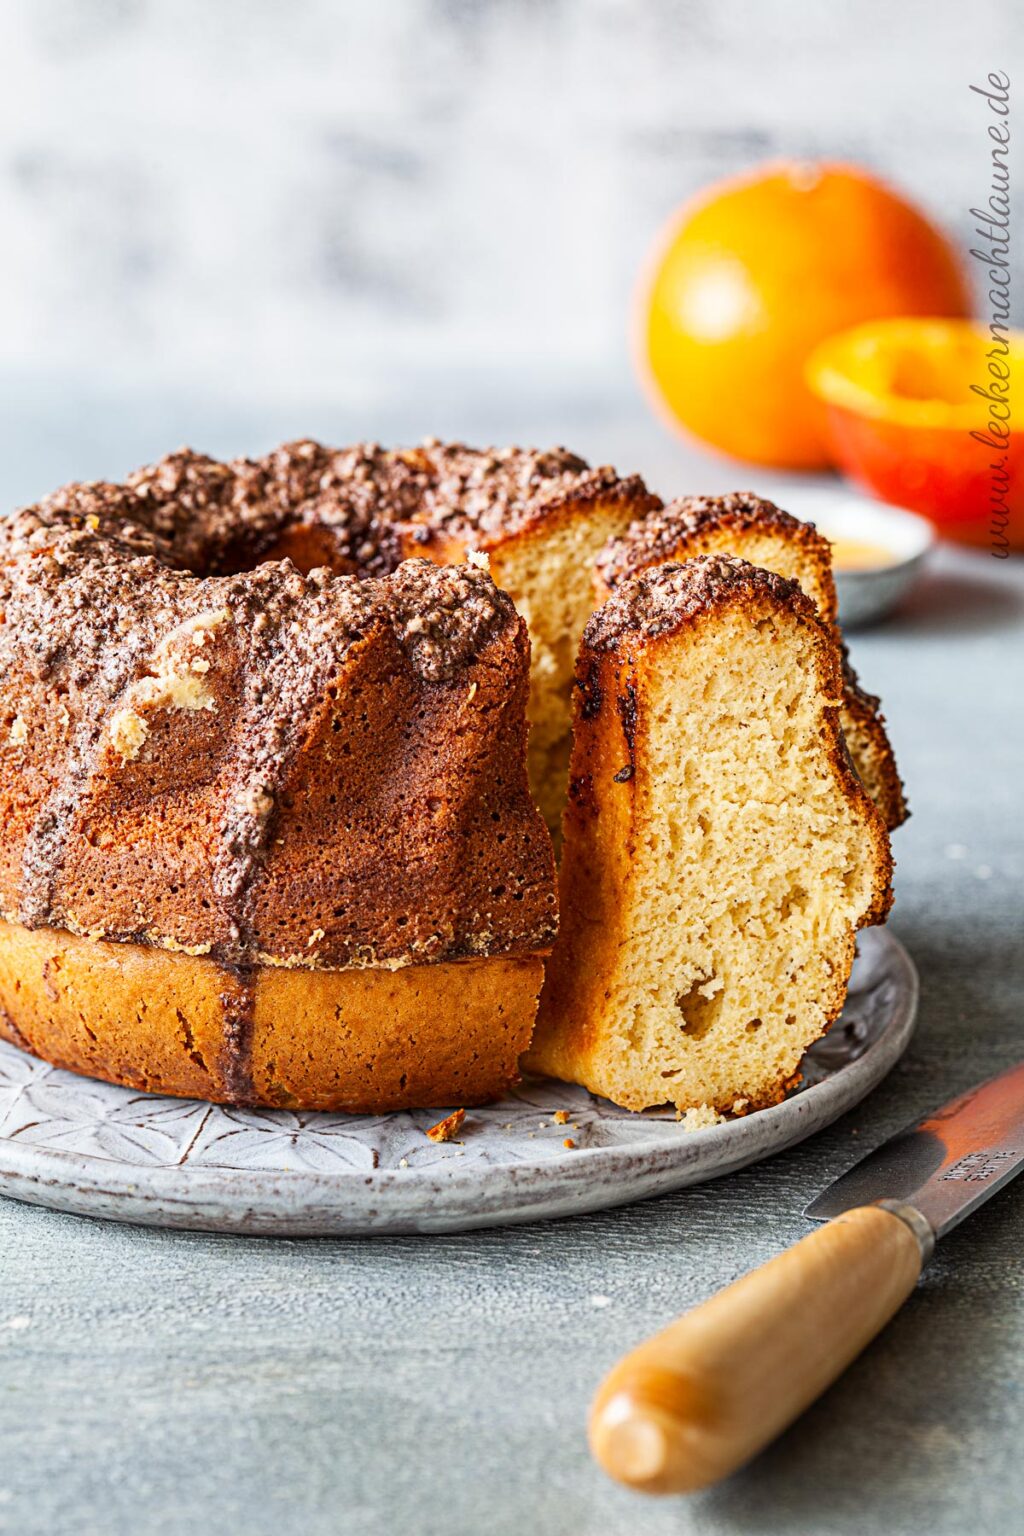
0, 395, 1022, 1535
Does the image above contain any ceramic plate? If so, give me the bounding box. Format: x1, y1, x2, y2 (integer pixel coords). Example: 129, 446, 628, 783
0, 928, 916, 1235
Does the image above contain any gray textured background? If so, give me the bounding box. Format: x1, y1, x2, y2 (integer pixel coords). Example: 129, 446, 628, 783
0, 0, 1019, 408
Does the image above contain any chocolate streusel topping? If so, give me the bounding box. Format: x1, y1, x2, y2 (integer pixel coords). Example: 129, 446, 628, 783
256, 438, 635, 547
595, 492, 820, 592
24, 437, 646, 585
585, 554, 816, 652
386, 560, 516, 682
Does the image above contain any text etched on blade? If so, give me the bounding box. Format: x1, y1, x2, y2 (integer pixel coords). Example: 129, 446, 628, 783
939, 1149, 1020, 1183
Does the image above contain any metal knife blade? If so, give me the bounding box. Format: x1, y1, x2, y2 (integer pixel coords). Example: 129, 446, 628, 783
805, 1059, 1024, 1239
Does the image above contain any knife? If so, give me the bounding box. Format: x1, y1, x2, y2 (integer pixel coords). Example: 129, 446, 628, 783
590, 1059, 1024, 1495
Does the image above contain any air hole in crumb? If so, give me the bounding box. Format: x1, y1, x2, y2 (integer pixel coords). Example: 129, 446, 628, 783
779, 886, 809, 920
674, 980, 717, 1040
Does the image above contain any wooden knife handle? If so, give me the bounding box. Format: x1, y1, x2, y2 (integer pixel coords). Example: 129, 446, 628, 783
589, 1203, 929, 1495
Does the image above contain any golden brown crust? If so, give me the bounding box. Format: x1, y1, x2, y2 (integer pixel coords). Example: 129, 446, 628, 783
528, 555, 893, 1113
0, 919, 543, 1110
524, 645, 640, 1087
839, 647, 909, 830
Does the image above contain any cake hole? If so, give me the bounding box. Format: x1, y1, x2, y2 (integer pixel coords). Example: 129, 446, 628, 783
673, 980, 718, 1041
779, 885, 809, 920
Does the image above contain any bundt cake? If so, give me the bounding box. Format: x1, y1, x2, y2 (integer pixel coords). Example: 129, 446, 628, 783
0, 454, 566, 1110
526, 555, 893, 1115
594, 492, 908, 830
0, 443, 904, 1120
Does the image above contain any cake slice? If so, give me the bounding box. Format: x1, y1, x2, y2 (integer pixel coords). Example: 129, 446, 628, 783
526, 555, 893, 1115
594, 493, 908, 830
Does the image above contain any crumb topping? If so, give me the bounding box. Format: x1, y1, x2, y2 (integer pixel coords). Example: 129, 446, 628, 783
586, 554, 813, 651
596, 492, 818, 591
39, 438, 628, 581
386, 560, 515, 681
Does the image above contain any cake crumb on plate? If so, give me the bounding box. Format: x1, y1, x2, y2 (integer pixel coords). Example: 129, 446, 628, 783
426, 1108, 466, 1143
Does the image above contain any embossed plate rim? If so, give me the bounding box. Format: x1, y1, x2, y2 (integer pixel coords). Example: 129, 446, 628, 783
0, 928, 917, 1235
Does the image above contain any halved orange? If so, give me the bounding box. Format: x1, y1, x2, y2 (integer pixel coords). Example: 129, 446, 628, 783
807, 319, 1023, 548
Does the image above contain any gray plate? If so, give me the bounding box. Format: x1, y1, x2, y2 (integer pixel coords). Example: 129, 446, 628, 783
0, 928, 916, 1235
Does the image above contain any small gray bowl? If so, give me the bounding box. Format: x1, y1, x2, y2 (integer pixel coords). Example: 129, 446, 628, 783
784, 490, 935, 628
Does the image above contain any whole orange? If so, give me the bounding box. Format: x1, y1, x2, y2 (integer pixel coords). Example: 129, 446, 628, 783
636, 162, 972, 469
